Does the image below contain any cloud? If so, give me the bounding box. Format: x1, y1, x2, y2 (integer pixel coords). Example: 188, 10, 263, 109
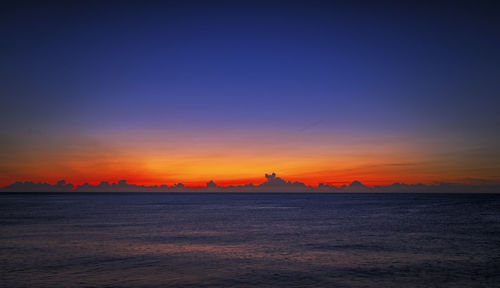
297, 119, 323, 132
258, 173, 309, 192
206, 180, 217, 188
1, 173, 499, 193
0, 180, 73, 192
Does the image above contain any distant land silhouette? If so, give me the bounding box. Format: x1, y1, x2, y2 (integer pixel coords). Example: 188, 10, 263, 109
1, 173, 499, 193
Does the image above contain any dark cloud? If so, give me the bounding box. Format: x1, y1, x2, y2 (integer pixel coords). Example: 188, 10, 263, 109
0, 180, 73, 192
1, 174, 499, 193
206, 180, 218, 191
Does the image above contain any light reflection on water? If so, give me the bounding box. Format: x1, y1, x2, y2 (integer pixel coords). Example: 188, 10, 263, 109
1, 193, 500, 287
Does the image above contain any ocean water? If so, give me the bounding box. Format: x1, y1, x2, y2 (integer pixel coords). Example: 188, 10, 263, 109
1, 193, 499, 288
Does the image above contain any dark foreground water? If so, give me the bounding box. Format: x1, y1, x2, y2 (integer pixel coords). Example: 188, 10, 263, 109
1, 193, 500, 288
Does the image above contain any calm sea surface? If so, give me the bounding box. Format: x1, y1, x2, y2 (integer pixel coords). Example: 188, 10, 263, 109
1, 193, 500, 288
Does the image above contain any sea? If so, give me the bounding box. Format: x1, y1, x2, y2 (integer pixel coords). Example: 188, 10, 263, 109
1, 193, 499, 288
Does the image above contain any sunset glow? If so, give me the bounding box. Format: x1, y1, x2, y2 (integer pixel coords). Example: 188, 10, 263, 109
1, 0, 499, 190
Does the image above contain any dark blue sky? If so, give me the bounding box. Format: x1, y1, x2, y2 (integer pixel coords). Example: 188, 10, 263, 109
1, 0, 499, 186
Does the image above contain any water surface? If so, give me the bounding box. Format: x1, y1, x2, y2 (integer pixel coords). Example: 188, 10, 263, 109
1, 193, 499, 287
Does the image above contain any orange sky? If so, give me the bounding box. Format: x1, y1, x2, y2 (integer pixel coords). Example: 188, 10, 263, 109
1, 128, 499, 188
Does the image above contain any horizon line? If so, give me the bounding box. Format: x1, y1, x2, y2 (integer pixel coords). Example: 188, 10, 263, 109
2, 173, 499, 193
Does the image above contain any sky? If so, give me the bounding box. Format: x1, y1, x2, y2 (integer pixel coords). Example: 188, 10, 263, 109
0, 0, 499, 188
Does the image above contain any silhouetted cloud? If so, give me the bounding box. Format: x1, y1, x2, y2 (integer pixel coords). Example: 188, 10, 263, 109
257, 173, 310, 192
1, 173, 499, 193
1, 180, 73, 192
206, 180, 217, 188
205, 180, 219, 192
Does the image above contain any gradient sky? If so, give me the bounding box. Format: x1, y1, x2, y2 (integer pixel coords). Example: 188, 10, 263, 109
1, 0, 499, 188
